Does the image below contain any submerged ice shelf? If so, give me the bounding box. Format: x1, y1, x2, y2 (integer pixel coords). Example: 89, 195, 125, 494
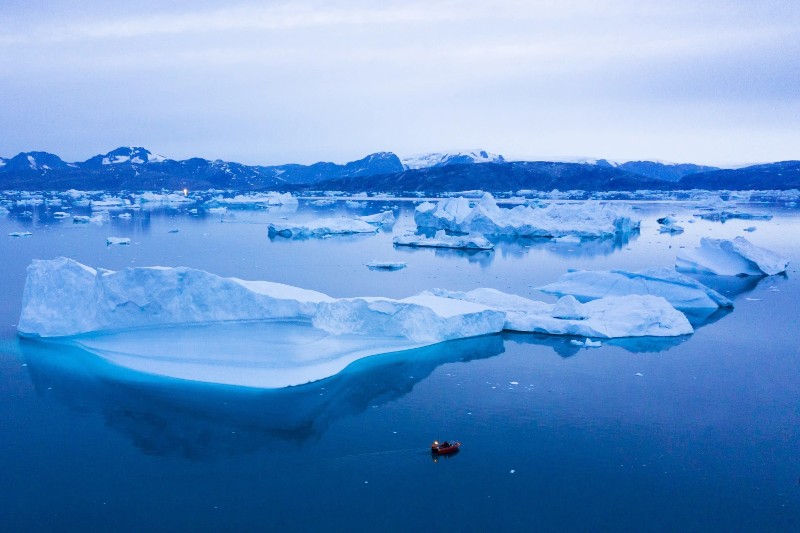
19, 258, 698, 388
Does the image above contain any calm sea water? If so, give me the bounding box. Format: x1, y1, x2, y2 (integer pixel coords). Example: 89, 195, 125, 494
1, 196, 799, 531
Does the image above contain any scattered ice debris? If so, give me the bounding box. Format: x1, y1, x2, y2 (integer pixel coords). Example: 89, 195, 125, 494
117, 212, 132, 219
552, 235, 581, 243
538, 267, 733, 312
345, 200, 366, 209
430, 288, 693, 338
309, 199, 336, 207
570, 338, 602, 347
676, 236, 789, 276
207, 207, 227, 215
106, 237, 130, 246
743, 226, 757, 232
52, 211, 70, 219
268, 218, 378, 238
414, 192, 640, 238
393, 230, 494, 250
657, 216, 684, 234
635, 373, 643, 377
358, 210, 396, 227
9, 231, 32, 237
365, 261, 407, 271
695, 210, 772, 222
509, 381, 519, 385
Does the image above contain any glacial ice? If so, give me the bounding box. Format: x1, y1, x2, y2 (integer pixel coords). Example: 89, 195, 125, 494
268, 218, 378, 238
414, 193, 640, 238
429, 288, 693, 338
393, 230, 494, 250
18, 259, 699, 387
676, 236, 789, 276
538, 268, 733, 311
212, 192, 298, 207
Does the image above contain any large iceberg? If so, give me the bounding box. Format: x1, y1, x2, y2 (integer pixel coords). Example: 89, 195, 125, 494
268, 218, 378, 238
414, 193, 639, 238
393, 230, 494, 250
537, 268, 733, 311
18, 259, 697, 387
430, 288, 693, 338
18, 258, 505, 342
676, 237, 789, 276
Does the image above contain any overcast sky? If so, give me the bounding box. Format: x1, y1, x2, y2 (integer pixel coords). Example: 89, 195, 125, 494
2, 0, 798, 166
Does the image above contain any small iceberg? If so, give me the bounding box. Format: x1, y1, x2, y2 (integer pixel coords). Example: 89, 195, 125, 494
657, 216, 684, 234
106, 237, 131, 246
538, 268, 733, 312
676, 236, 789, 276
358, 210, 396, 227
393, 230, 494, 250
9, 231, 32, 237
414, 192, 639, 238
73, 213, 106, 225
268, 218, 378, 238
53, 211, 71, 219
365, 261, 407, 271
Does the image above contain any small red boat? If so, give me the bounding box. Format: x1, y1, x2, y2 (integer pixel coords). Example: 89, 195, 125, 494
431, 440, 461, 455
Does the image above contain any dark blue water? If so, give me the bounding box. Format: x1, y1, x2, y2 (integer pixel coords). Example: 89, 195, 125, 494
1, 197, 799, 531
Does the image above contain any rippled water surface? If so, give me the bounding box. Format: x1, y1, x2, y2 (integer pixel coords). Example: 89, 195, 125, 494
1, 197, 799, 531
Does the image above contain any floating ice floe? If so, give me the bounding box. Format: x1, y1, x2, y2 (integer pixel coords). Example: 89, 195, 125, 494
137, 192, 195, 205
414, 192, 639, 238
365, 261, 407, 271
393, 230, 494, 250
358, 210, 396, 227
657, 216, 684, 234
52, 211, 70, 219
429, 289, 693, 338
117, 212, 132, 219
538, 267, 733, 312
106, 237, 131, 246
676, 236, 789, 276
73, 213, 106, 225
9, 231, 32, 237
212, 192, 297, 207
268, 218, 378, 238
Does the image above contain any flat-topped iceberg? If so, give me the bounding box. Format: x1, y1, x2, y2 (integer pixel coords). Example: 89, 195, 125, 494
676, 237, 789, 276
393, 230, 494, 250
365, 260, 407, 271
268, 218, 378, 238
211, 192, 297, 207
430, 288, 693, 338
538, 268, 733, 311
415, 193, 639, 238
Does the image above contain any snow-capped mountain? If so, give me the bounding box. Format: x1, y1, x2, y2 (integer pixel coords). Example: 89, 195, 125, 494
82, 146, 167, 168
401, 150, 505, 170
0, 151, 72, 173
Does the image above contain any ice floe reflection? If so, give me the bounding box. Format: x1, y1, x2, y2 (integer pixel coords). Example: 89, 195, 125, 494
19, 334, 504, 459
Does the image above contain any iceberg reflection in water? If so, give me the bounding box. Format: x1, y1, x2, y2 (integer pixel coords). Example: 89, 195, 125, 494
19, 334, 505, 459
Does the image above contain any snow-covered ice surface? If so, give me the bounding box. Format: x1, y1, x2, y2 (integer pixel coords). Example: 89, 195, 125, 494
430, 288, 693, 338
676, 236, 789, 276
415, 193, 639, 238
268, 218, 378, 238
538, 268, 733, 311
393, 230, 494, 250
